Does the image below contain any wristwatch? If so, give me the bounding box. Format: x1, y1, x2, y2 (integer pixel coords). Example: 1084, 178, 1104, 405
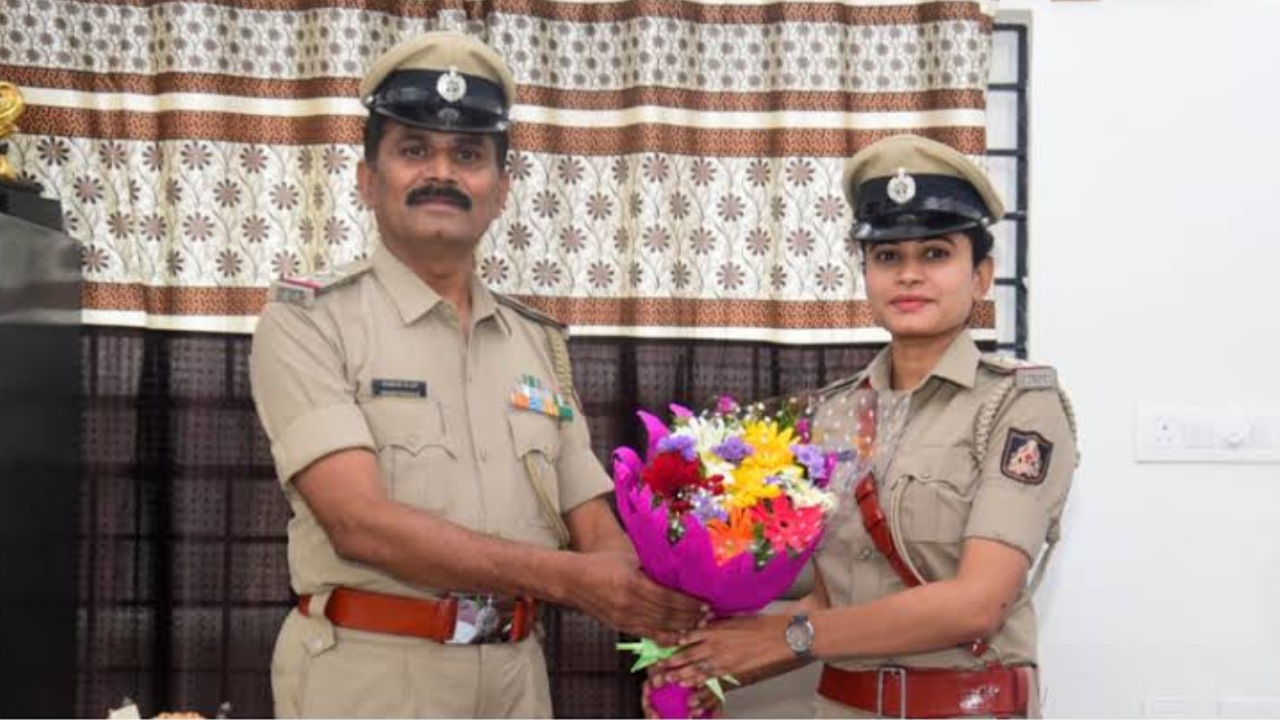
784, 613, 815, 660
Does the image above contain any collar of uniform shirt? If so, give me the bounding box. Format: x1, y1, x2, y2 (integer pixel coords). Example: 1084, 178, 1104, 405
371, 244, 505, 334
865, 329, 980, 392
929, 330, 980, 388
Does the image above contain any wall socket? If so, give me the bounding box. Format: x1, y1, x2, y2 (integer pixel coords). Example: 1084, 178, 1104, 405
1141, 695, 1280, 718
1135, 403, 1280, 463
1142, 695, 1217, 718
1217, 697, 1280, 718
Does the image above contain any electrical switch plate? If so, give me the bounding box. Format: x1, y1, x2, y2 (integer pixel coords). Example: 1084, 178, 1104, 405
1135, 403, 1280, 463
1218, 697, 1280, 718
1142, 695, 1215, 718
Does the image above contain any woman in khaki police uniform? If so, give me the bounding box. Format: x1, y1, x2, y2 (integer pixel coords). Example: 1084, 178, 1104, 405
648, 134, 1078, 718
252, 31, 705, 719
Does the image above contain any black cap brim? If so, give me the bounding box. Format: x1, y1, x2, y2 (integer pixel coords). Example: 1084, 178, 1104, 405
366, 69, 510, 134
853, 212, 987, 244
851, 173, 996, 243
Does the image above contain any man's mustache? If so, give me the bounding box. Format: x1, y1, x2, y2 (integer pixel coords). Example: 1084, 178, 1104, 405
406, 184, 472, 210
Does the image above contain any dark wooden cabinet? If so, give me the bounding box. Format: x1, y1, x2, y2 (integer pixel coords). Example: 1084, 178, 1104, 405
0, 182, 82, 718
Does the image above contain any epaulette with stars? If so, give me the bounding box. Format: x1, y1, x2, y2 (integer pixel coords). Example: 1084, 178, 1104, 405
267, 259, 371, 308
979, 353, 1058, 390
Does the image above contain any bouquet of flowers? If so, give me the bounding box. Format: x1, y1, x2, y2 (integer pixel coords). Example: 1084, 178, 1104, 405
612, 396, 839, 718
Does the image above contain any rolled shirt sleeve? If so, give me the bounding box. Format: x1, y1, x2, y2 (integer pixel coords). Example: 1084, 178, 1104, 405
964, 386, 1078, 562
250, 304, 374, 485
552, 389, 614, 514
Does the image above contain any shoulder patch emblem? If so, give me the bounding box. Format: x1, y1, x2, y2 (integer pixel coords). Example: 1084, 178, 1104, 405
1001, 428, 1053, 485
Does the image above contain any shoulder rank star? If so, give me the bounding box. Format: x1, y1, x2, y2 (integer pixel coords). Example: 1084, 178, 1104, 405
887, 166, 916, 204
510, 374, 574, 421
437, 66, 466, 103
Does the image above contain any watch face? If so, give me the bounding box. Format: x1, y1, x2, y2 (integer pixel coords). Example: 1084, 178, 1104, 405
786, 617, 813, 652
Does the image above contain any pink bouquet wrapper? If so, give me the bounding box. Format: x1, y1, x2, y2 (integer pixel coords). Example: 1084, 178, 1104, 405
614, 411, 825, 718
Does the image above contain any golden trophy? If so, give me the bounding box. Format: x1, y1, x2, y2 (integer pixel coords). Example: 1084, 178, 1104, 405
0, 80, 28, 185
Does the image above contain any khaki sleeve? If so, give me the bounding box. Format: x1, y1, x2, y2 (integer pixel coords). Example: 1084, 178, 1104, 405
553, 386, 613, 515
250, 304, 374, 485
964, 387, 1078, 562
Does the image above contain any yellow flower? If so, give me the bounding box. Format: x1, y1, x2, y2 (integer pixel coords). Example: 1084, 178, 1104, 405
741, 420, 796, 475
725, 464, 781, 509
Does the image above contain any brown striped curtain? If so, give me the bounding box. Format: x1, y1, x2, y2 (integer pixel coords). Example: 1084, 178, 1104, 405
2, 0, 994, 341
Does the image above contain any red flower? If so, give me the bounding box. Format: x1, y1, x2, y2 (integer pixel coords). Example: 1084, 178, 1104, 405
641, 452, 704, 499
754, 496, 824, 554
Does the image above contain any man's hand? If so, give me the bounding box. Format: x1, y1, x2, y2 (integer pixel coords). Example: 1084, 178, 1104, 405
572, 551, 707, 644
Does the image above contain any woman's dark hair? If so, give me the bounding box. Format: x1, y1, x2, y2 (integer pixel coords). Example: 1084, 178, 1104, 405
966, 226, 994, 266
362, 113, 510, 171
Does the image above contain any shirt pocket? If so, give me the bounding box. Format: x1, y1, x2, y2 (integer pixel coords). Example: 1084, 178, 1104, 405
893, 446, 977, 546
507, 410, 563, 527
360, 397, 456, 511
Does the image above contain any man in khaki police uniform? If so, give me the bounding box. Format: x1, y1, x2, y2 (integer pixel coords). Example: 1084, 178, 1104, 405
251, 31, 706, 718
649, 135, 1077, 718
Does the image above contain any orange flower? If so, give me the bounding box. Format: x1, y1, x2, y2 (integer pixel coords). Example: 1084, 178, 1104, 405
706, 508, 757, 565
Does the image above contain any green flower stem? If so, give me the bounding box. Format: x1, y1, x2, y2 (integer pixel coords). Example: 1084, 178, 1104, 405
617, 638, 741, 700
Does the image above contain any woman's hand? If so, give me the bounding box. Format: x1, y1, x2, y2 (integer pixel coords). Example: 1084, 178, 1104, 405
642, 674, 722, 718
653, 614, 794, 688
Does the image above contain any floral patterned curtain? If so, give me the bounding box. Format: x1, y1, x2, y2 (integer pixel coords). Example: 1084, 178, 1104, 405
2, 0, 995, 342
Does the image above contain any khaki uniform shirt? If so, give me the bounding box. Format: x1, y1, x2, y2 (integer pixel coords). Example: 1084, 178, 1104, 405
250, 244, 612, 717
813, 330, 1077, 675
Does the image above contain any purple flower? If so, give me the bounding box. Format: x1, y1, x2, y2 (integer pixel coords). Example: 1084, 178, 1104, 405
793, 444, 829, 482
657, 434, 698, 462
795, 417, 812, 442
712, 436, 754, 464
818, 452, 839, 489
716, 395, 738, 414
689, 491, 728, 524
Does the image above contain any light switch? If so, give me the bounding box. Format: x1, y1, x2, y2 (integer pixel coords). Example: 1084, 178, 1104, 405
1217, 697, 1280, 718
1142, 695, 1215, 718
1135, 403, 1280, 463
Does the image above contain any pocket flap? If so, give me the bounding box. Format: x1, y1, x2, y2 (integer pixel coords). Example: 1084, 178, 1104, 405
362, 398, 450, 455
893, 446, 975, 491
508, 410, 558, 458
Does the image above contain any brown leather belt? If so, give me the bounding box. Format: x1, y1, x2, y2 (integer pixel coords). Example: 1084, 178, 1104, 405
299, 587, 536, 644
818, 664, 1032, 718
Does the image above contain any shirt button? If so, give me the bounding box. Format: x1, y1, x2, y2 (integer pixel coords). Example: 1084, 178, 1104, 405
307, 637, 325, 653
858, 547, 874, 561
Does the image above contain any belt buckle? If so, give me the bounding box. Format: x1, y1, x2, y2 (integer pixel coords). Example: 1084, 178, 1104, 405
447, 595, 502, 645
875, 666, 907, 719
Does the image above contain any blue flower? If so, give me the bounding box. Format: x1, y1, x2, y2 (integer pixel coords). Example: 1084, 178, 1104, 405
793, 444, 828, 481
657, 434, 698, 462
712, 436, 754, 464
689, 491, 728, 524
